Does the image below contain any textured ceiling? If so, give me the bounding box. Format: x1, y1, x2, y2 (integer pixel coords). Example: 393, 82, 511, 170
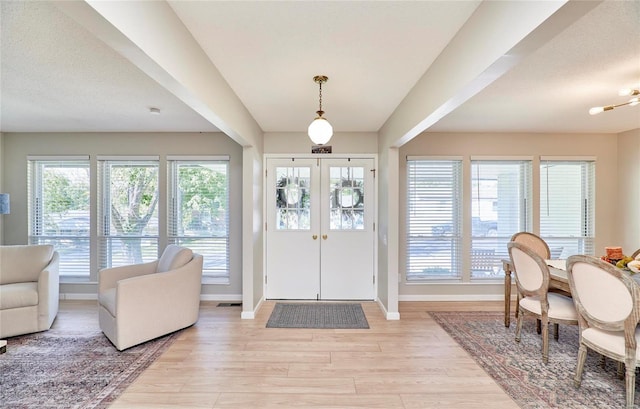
0, 0, 639, 135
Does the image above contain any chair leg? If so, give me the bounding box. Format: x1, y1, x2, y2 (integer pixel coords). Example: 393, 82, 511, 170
537, 319, 541, 334
601, 354, 606, 369
515, 310, 524, 343
574, 343, 587, 387
618, 361, 624, 379
625, 362, 635, 409
541, 316, 549, 364
554, 323, 559, 341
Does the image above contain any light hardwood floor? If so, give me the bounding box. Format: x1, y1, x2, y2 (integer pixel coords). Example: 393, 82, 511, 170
60, 300, 519, 409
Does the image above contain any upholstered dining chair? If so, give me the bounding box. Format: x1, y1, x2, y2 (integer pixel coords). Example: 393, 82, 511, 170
566, 255, 640, 409
632, 248, 640, 259
510, 232, 550, 259
510, 231, 569, 335
507, 241, 578, 363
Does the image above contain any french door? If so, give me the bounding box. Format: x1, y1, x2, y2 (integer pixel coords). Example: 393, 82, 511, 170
265, 157, 375, 300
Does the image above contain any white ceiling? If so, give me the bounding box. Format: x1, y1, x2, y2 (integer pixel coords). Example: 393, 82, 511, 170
1, 0, 639, 136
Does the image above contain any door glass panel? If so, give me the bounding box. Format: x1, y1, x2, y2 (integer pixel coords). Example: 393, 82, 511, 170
275, 166, 311, 230
329, 166, 365, 230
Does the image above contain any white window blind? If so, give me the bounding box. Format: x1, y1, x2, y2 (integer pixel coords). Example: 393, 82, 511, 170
540, 160, 595, 257
406, 159, 462, 280
28, 158, 91, 277
168, 159, 230, 283
470, 160, 532, 278
98, 158, 159, 269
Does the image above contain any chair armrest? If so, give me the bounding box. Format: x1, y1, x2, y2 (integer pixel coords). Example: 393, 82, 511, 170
37, 251, 60, 327
98, 260, 158, 293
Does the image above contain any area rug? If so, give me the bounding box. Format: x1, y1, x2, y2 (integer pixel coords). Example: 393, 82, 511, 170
0, 329, 180, 409
430, 311, 635, 409
266, 303, 369, 329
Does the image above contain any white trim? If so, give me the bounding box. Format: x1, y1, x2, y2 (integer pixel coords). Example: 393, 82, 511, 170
166, 155, 230, 161
96, 155, 159, 161
27, 155, 89, 160
377, 299, 401, 320
200, 294, 242, 302
470, 156, 533, 161
406, 155, 463, 161
60, 292, 97, 300
540, 156, 596, 161
241, 297, 264, 320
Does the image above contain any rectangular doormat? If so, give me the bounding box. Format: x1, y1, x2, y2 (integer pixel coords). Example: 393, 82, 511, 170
266, 303, 369, 329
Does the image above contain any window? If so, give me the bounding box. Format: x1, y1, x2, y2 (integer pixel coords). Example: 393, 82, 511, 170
168, 157, 230, 283
28, 157, 91, 277
470, 160, 532, 278
406, 158, 462, 280
98, 157, 159, 269
540, 159, 595, 257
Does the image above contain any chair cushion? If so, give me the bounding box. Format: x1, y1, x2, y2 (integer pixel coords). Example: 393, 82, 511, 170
156, 245, 193, 273
519, 292, 578, 321
99, 287, 117, 317
0, 282, 39, 309
583, 326, 640, 360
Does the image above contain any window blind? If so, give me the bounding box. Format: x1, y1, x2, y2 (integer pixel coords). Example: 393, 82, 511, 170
28, 159, 91, 277
470, 160, 532, 279
97, 158, 159, 269
168, 159, 230, 283
540, 160, 595, 257
406, 159, 462, 280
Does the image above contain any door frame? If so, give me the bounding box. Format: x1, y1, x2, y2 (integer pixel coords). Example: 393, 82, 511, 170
263, 153, 378, 301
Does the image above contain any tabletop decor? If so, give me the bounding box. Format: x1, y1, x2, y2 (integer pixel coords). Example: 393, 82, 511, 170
601, 246, 637, 272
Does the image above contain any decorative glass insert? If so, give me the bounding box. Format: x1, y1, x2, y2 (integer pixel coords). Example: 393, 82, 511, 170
329, 166, 364, 230
275, 167, 311, 230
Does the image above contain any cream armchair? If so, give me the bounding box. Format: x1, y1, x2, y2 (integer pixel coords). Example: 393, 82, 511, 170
0, 244, 60, 338
98, 245, 203, 351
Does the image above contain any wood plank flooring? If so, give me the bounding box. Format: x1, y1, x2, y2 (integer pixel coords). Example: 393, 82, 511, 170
59, 300, 519, 408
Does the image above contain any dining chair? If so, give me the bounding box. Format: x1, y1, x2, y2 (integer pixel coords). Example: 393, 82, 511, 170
566, 255, 640, 409
507, 241, 578, 363
509, 232, 555, 332
632, 248, 640, 259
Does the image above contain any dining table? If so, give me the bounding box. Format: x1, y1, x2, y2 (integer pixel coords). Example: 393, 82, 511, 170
502, 257, 640, 327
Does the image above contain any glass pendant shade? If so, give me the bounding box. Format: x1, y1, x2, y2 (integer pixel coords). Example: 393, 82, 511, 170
308, 117, 333, 145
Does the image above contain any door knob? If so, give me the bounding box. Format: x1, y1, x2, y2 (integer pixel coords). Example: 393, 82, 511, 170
322, 234, 328, 240
313, 235, 318, 240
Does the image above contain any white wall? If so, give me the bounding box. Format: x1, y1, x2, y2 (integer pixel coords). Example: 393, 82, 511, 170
2, 132, 243, 300
398, 132, 622, 300
618, 129, 640, 253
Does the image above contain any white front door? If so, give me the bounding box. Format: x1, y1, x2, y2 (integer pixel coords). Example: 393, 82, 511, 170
265, 157, 375, 300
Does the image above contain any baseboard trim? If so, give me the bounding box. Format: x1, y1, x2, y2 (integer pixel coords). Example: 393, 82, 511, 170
399, 294, 505, 302
241, 296, 264, 319
376, 299, 400, 320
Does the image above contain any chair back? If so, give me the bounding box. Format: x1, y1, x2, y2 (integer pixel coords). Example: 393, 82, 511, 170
566, 255, 640, 335
632, 248, 640, 259
157, 244, 194, 273
508, 241, 549, 296
510, 232, 550, 259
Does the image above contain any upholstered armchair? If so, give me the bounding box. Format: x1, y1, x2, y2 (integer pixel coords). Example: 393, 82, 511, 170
0, 244, 60, 338
98, 245, 203, 351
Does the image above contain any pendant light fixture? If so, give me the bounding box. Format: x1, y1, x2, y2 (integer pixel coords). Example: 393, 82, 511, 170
308, 75, 333, 145
589, 88, 640, 115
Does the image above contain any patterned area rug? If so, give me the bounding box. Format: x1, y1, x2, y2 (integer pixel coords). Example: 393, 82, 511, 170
0, 329, 179, 408
430, 311, 635, 409
266, 303, 369, 329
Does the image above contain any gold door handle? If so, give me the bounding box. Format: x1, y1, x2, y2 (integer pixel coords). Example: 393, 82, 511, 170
322, 234, 328, 240
312, 235, 318, 240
